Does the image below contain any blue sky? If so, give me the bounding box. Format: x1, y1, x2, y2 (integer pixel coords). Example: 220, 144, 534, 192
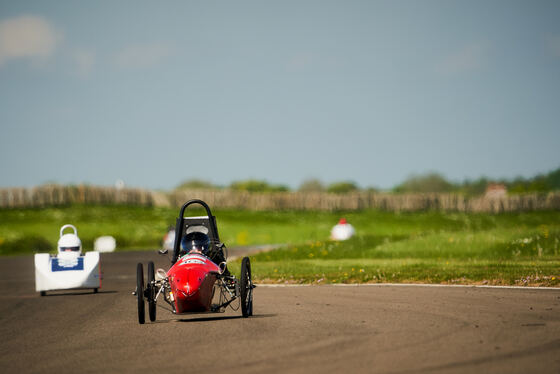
1, 0, 559, 190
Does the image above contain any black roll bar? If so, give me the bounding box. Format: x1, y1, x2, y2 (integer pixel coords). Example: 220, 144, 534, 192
172, 199, 219, 264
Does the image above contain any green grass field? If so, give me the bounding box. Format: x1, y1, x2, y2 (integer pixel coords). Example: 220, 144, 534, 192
1, 205, 558, 286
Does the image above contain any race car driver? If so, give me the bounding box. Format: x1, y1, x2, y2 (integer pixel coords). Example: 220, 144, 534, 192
180, 231, 230, 276
57, 224, 82, 267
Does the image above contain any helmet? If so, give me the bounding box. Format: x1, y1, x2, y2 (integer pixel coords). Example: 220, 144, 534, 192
181, 232, 210, 255
57, 224, 82, 255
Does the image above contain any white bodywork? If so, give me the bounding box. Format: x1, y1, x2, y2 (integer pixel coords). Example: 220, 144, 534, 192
162, 229, 175, 251
34, 251, 100, 292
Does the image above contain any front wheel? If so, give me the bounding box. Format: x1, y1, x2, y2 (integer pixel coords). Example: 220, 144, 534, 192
137, 263, 145, 324
240, 257, 253, 317
147, 261, 156, 322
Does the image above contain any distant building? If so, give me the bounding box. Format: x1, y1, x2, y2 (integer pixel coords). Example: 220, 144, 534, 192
485, 183, 507, 198
115, 179, 125, 190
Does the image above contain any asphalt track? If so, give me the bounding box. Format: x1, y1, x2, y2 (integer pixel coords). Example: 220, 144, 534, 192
1, 251, 559, 374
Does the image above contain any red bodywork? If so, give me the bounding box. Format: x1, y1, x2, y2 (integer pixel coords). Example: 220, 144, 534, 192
167, 253, 220, 313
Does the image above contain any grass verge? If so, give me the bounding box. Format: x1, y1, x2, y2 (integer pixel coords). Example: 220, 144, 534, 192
231, 224, 560, 286
1, 205, 559, 286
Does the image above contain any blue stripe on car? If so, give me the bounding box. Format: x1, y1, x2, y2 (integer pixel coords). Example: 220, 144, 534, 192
51, 257, 84, 271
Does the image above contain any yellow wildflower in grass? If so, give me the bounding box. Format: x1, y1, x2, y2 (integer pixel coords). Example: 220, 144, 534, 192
308, 253, 314, 258
540, 225, 549, 239
236, 230, 249, 246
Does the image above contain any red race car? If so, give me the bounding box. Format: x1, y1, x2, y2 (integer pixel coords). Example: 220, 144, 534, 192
135, 199, 254, 324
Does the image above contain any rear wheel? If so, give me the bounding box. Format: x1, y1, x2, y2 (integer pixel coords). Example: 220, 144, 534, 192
240, 257, 253, 317
137, 263, 145, 324
147, 261, 156, 322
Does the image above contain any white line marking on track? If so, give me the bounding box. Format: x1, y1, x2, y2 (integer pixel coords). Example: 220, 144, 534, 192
257, 283, 560, 290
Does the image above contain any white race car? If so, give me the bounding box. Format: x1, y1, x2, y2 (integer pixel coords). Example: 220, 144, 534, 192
162, 226, 176, 252
34, 224, 101, 296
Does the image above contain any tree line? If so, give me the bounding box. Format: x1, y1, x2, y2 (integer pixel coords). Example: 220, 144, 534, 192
176, 166, 560, 196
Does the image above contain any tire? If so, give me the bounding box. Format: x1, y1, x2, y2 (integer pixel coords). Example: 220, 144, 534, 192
93, 288, 98, 294
137, 263, 145, 324
240, 257, 253, 317
147, 261, 156, 322
40, 291, 46, 297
